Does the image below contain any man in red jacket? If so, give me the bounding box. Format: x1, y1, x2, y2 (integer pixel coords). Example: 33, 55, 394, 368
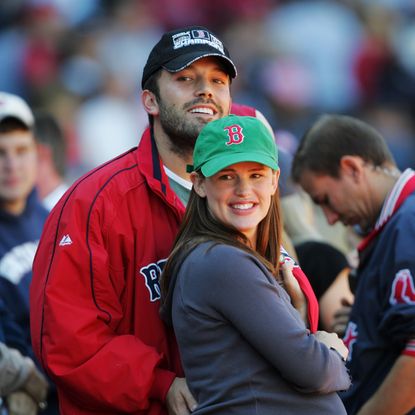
31, 25, 234, 415
31, 25, 318, 415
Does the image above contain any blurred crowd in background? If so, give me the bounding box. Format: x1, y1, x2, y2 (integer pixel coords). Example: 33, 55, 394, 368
1, 0, 415, 182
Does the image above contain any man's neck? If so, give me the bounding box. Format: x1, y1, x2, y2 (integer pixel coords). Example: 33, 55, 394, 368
1, 199, 26, 215
152, 124, 193, 181
37, 168, 63, 199
367, 164, 401, 226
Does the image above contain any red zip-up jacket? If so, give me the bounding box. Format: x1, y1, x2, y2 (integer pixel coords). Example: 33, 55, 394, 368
31, 128, 185, 414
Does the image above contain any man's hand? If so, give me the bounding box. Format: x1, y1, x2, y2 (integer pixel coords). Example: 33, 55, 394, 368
166, 377, 197, 415
22, 362, 49, 408
6, 391, 38, 415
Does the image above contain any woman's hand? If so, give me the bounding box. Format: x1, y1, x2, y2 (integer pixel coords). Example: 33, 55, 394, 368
315, 330, 349, 361
280, 259, 308, 324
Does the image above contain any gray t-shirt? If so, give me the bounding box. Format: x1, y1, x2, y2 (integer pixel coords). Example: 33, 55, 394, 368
172, 242, 350, 414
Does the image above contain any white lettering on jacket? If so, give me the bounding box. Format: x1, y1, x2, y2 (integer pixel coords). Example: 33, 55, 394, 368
0, 241, 39, 284
139, 258, 167, 302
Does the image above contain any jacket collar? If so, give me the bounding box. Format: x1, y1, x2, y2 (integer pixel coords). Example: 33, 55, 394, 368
358, 168, 415, 251
136, 126, 185, 215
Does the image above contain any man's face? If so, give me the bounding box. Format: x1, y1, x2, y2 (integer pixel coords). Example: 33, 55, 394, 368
299, 169, 372, 230
0, 129, 37, 213
155, 57, 232, 156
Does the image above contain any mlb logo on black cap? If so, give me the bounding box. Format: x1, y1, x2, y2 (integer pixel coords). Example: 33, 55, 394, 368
192, 29, 210, 40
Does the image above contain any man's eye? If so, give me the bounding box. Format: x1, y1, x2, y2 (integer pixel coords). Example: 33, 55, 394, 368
318, 196, 330, 206
16, 147, 30, 156
213, 78, 226, 84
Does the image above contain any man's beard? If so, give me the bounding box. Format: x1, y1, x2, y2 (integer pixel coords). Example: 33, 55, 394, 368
158, 99, 223, 159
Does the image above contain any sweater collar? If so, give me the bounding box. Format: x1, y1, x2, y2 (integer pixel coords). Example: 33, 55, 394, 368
0, 188, 41, 220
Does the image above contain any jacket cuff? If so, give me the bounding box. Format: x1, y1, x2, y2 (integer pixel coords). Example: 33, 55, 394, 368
402, 339, 415, 357
149, 368, 176, 402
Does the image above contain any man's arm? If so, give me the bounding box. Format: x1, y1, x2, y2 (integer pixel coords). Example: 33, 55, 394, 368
30, 193, 179, 412
356, 354, 415, 415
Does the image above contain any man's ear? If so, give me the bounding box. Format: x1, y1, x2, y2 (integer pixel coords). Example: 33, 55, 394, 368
141, 90, 159, 116
36, 142, 52, 162
190, 172, 207, 197
339, 155, 364, 181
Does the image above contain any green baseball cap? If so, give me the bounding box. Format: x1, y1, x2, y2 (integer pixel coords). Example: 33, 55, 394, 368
187, 114, 279, 177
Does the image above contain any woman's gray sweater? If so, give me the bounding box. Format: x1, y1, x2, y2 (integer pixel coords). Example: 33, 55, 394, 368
170, 242, 351, 414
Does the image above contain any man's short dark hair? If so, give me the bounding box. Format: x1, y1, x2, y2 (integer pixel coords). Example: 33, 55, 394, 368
34, 111, 67, 177
0, 117, 30, 133
292, 114, 396, 182
143, 69, 162, 99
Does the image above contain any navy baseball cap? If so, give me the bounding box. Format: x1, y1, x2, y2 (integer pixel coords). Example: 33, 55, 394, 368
141, 26, 237, 89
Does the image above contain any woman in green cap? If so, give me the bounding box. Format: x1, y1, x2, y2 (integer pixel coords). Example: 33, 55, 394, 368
160, 114, 350, 414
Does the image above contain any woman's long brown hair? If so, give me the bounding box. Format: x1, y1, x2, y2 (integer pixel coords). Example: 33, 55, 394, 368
160, 173, 283, 307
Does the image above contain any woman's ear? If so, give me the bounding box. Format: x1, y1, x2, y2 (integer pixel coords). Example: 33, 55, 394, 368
141, 90, 159, 116
190, 172, 207, 197
271, 168, 280, 195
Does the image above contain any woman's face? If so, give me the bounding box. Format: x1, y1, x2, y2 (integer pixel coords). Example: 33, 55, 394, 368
192, 161, 279, 246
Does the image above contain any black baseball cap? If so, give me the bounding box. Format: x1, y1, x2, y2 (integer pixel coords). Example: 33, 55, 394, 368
141, 26, 237, 89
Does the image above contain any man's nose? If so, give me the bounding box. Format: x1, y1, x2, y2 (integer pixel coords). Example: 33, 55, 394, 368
195, 78, 213, 98
323, 206, 340, 225
4, 153, 19, 171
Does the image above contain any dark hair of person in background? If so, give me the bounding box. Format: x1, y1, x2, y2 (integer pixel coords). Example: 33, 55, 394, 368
0, 118, 29, 133
292, 114, 395, 181
33, 110, 67, 178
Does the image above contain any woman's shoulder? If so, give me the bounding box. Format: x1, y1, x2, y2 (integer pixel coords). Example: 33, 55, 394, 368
181, 241, 266, 285
188, 241, 252, 263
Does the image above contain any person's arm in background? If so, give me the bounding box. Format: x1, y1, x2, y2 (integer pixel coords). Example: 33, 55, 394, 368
0, 299, 48, 414
0, 343, 48, 405
360, 214, 415, 414
356, 353, 415, 415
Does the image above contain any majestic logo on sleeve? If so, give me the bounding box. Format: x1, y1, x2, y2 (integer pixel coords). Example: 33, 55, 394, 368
343, 321, 358, 361
139, 259, 167, 302
390, 269, 415, 305
224, 124, 244, 145
59, 234, 73, 246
